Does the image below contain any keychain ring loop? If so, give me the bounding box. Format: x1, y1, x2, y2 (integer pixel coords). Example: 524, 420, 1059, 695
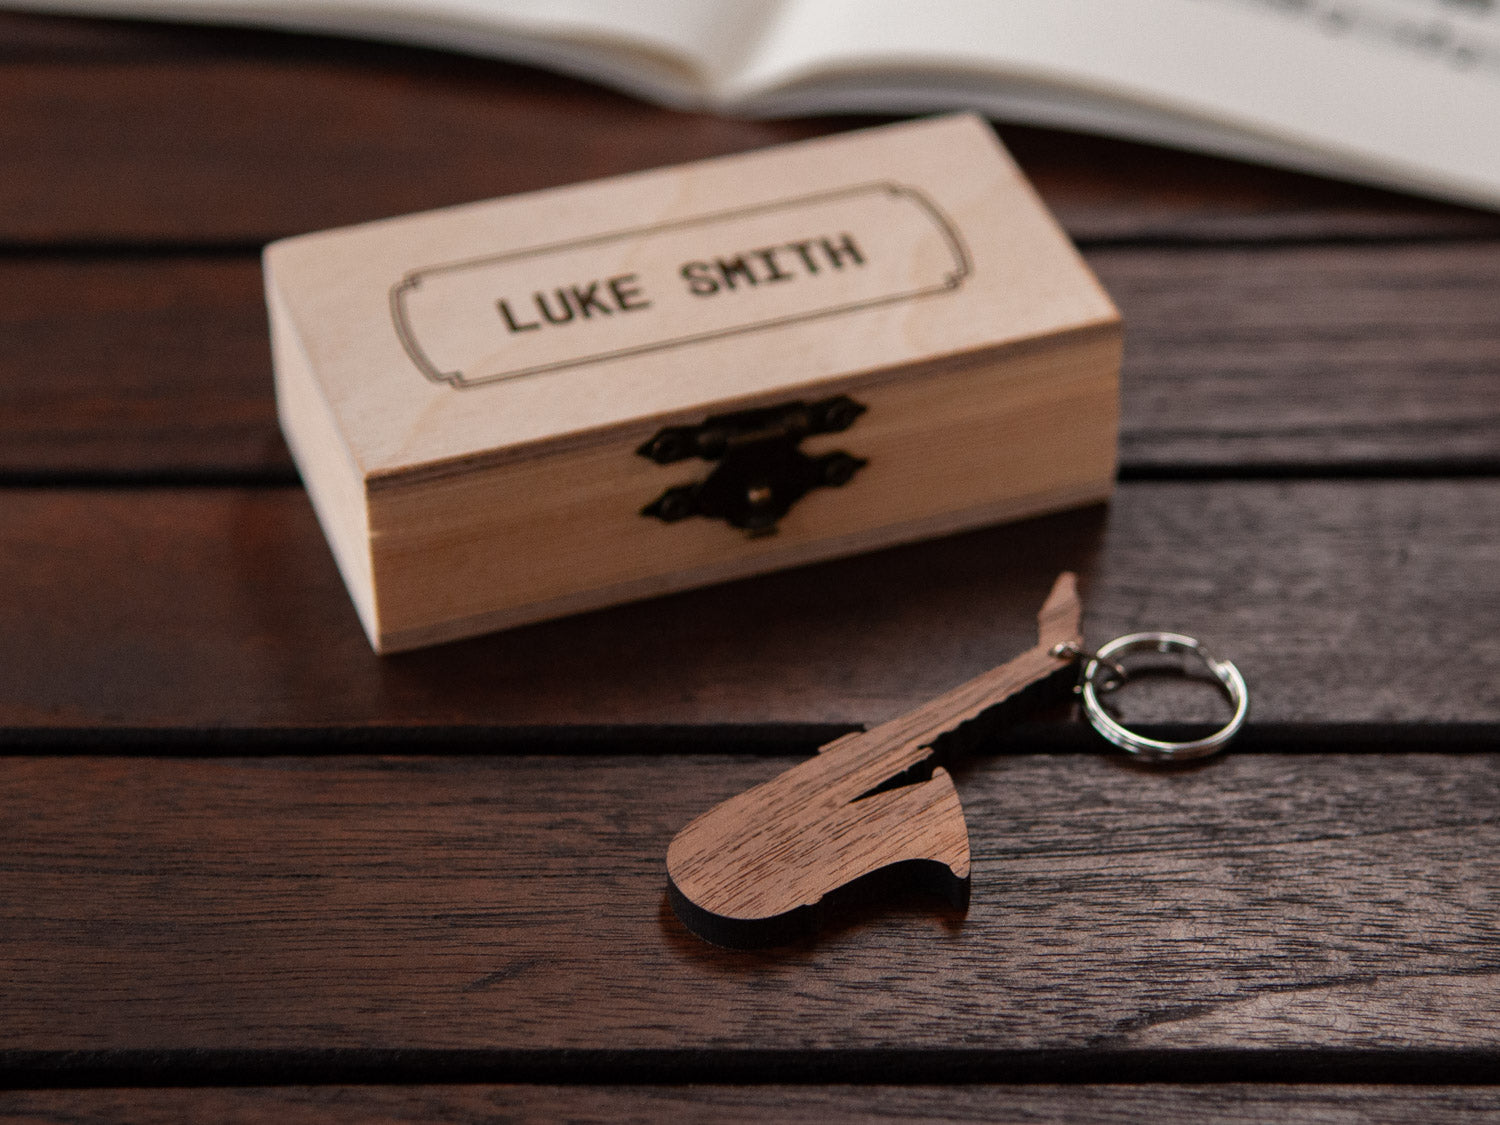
1081, 632, 1248, 762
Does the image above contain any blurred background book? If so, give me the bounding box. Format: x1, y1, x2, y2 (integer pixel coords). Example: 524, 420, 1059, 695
7, 0, 1497, 208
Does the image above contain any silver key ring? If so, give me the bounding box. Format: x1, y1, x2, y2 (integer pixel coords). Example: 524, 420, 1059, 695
1080, 631, 1249, 762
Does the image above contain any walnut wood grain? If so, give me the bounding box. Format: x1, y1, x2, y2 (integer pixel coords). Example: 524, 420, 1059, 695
3, 241, 1497, 478
667, 576, 1081, 945
2, 752, 1498, 1065
5, 1085, 1500, 1124
0, 481, 1495, 730
2, 13, 1497, 245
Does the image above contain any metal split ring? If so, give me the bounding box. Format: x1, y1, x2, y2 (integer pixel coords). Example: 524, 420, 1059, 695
1078, 632, 1249, 762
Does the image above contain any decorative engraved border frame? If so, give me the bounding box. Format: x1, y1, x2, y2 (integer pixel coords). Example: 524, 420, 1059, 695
389, 182, 971, 389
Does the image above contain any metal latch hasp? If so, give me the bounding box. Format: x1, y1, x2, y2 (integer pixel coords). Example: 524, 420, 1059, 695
638, 395, 868, 535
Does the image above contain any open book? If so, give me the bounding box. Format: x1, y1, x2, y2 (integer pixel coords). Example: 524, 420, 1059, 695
13, 0, 1500, 209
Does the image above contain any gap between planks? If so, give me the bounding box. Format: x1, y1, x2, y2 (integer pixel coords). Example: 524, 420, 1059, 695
1, 722, 1496, 757
4, 1084, 1500, 1124
2, 1048, 1500, 1089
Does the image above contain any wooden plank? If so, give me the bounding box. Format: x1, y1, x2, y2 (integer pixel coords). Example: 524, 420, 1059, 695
0, 255, 279, 478
0, 480, 1496, 730
5, 241, 1497, 478
5, 1085, 1500, 1123
0, 10, 286, 60
1096, 241, 1500, 471
0, 57, 842, 248
1, 27, 1496, 245
2, 752, 1498, 1065
1011, 130, 1500, 244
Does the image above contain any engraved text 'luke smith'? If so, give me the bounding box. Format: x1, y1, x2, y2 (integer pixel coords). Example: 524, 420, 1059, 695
391, 184, 970, 389
496, 234, 865, 334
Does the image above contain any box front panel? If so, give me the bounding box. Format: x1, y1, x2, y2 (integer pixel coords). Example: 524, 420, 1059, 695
366, 328, 1118, 652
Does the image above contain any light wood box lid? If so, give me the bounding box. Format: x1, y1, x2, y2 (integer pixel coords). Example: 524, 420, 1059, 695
263, 113, 1118, 483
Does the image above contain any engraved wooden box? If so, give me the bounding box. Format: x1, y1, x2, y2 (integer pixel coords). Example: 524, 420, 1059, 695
264, 114, 1120, 652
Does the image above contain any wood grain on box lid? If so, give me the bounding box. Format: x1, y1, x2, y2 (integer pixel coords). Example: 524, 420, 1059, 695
263, 114, 1118, 478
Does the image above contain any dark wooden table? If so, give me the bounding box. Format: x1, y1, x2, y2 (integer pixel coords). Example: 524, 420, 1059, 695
3, 13, 1499, 1121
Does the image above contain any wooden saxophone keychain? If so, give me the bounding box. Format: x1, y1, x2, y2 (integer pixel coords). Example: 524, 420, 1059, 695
666, 573, 1248, 947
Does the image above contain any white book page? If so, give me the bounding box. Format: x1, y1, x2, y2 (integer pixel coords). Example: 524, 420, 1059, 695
0, 0, 780, 101
731, 0, 1500, 207
9, 0, 1500, 204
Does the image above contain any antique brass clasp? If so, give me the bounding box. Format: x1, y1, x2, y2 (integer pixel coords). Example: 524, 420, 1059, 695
638, 395, 868, 534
